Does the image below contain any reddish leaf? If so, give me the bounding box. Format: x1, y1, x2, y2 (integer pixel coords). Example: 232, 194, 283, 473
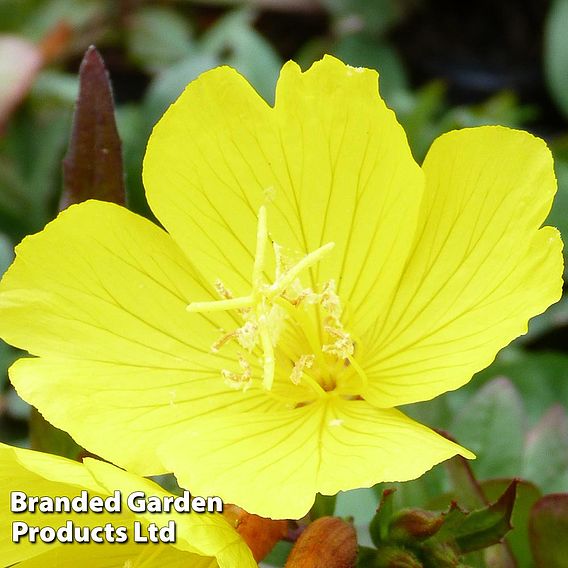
483, 478, 541, 568
529, 493, 568, 567
62, 46, 125, 208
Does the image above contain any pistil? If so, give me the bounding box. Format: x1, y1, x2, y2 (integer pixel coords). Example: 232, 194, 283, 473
186, 206, 356, 393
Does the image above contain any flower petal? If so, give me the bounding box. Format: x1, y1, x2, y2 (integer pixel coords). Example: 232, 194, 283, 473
143, 55, 423, 331
0, 445, 110, 566
12, 543, 216, 568
159, 398, 471, 519
362, 127, 564, 407
0, 444, 255, 568
0, 200, 238, 366
0, 199, 281, 473
10, 357, 278, 475
83, 458, 257, 567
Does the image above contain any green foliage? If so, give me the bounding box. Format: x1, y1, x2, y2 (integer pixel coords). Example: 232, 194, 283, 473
310, 493, 337, 520
529, 494, 568, 568
366, 483, 517, 567
545, 0, 568, 119
483, 480, 541, 568
523, 406, 568, 494
323, 0, 403, 35
201, 9, 282, 103
451, 379, 525, 480
126, 6, 194, 71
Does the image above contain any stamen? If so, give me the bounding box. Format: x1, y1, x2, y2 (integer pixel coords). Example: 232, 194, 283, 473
235, 320, 258, 351
211, 330, 236, 352
320, 279, 342, 320
290, 354, 315, 385
252, 205, 268, 288
274, 297, 323, 361
267, 242, 335, 298
187, 295, 254, 313
273, 242, 287, 280
185, 206, 339, 394
298, 371, 327, 396
323, 325, 354, 359
346, 355, 369, 390
258, 313, 275, 390
222, 357, 252, 391
215, 279, 233, 300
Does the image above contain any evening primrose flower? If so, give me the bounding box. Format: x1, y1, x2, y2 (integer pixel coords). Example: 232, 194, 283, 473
0, 56, 563, 519
0, 443, 256, 567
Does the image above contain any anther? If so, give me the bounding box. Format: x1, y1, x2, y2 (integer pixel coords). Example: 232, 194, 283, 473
211, 330, 236, 352
290, 354, 315, 385
185, 206, 336, 393
222, 357, 252, 391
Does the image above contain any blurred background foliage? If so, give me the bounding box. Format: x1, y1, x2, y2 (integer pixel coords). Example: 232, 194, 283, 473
0, 0, 568, 565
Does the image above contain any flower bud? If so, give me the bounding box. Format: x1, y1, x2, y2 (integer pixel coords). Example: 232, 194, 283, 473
285, 516, 357, 568
389, 508, 445, 542
421, 540, 462, 567
223, 504, 288, 562
374, 545, 423, 568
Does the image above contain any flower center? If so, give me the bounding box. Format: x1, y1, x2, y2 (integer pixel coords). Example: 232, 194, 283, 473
187, 207, 368, 397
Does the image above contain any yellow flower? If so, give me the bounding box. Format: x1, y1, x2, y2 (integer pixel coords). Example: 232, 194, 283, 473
0, 443, 256, 567
0, 56, 563, 519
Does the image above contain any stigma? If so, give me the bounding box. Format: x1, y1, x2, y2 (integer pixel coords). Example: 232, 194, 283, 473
186, 206, 365, 395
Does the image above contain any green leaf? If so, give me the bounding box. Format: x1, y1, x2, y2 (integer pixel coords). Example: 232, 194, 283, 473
544, 0, 568, 118
529, 494, 568, 567
200, 9, 281, 104
521, 297, 568, 345
0, 233, 13, 275
0, 0, 44, 33
120, 53, 217, 218
322, 0, 402, 35
547, 158, 568, 268
0, 154, 29, 230
356, 546, 378, 567
336, 487, 379, 527
443, 92, 536, 131
310, 493, 337, 520
30, 70, 79, 107
0, 341, 17, 391
62, 46, 125, 207
0, 107, 70, 239
263, 540, 293, 567
22, 0, 103, 42
471, 351, 568, 426
0, 223, 17, 389
369, 488, 396, 546
377, 466, 446, 512
523, 405, 568, 493
127, 6, 193, 72
403, 394, 454, 432
397, 81, 447, 161
444, 453, 487, 511
143, 53, 218, 125
450, 378, 525, 479
29, 408, 84, 460
332, 34, 408, 102
436, 481, 517, 554
482, 479, 541, 568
